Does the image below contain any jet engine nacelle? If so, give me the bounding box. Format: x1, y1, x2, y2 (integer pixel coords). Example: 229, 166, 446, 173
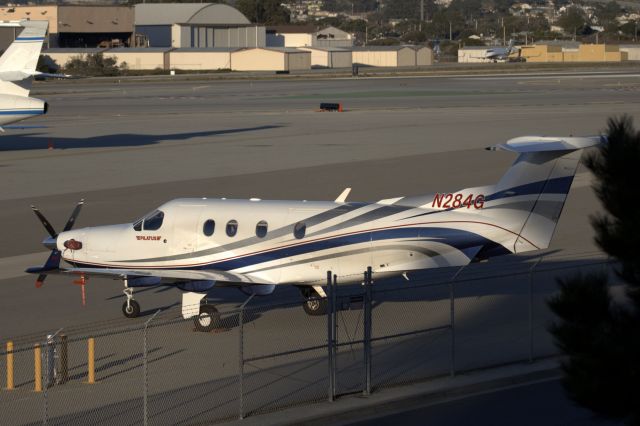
0, 93, 47, 126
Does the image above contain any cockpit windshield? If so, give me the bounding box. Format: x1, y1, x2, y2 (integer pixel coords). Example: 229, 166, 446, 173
132, 210, 165, 231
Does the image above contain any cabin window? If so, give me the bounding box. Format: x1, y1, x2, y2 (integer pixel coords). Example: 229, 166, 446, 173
226, 220, 238, 237
143, 210, 164, 231
203, 219, 215, 236
256, 220, 268, 238
294, 221, 306, 239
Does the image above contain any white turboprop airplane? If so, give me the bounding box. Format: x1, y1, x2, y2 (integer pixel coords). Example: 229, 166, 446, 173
27, 135, 603, 331
0, 20, 65, 130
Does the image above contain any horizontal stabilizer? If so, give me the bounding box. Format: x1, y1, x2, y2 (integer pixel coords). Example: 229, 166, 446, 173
0, 70, 72, 82
35, 71, 74, 79
487, 136, 604, 153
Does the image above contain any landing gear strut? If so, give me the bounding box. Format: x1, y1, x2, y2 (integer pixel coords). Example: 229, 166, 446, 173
122, 281, 140, 318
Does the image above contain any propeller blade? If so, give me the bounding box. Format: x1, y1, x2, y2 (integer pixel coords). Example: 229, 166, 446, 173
36, 273, 47, 288
31, 205, 57, 238
63, 199, 84, 232
26, 250, 61, 288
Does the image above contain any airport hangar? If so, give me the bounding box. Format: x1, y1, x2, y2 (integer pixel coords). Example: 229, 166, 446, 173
1, 2, 431, 71
0, 2, 265, 50
0, 4, 133, 49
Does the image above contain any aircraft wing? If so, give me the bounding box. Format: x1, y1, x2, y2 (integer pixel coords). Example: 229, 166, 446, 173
61, 267, 274, 285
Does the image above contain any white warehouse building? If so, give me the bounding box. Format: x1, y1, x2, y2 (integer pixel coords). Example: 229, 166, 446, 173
299, 46, 352, 68
231, 48, 311, 71
267, 25, 353, 48
135, 3, 265, 48
352, 46, 432, 67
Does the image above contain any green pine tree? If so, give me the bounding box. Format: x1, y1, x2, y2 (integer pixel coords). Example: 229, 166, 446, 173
548, 116, 640, 425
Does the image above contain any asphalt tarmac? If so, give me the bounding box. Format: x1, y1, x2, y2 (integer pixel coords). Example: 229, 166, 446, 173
0, 69, 636, 424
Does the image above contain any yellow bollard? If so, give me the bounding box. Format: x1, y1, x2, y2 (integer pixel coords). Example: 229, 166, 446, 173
6, 341, 14, 390
87, 338, 95, 384
34, 344, 42, 392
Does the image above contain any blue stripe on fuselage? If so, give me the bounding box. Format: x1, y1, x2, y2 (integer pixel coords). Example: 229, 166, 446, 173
201, 226, 503, 271
484, 176, 574, 202
0, 109, 43, 115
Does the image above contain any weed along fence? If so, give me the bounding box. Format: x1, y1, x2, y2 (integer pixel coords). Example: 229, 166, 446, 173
1, 254, 616, 425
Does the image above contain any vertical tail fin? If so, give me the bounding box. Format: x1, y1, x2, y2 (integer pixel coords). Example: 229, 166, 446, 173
486, 136, 603, 253
0, 20, 48, 97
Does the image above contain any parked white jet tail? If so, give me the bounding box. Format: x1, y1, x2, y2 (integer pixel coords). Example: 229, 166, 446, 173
0, 20, 48, 97
486, 136, 603, 254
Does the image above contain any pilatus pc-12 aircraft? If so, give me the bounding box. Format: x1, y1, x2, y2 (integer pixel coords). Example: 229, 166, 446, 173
28, 135, 602, 331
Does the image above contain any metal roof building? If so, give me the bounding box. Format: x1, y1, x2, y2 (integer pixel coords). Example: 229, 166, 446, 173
231, 47, 311, 71
134, 3, 265, 49
170, 47, 239, 71
266, 25, 353, 48
299, 46, 352, 68
352, 46, 418, 67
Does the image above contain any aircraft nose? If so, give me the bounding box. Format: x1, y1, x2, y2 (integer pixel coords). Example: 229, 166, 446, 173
42, 236, 57, 250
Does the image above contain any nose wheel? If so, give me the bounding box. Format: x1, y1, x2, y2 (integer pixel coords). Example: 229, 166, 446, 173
122, 286, 140, 318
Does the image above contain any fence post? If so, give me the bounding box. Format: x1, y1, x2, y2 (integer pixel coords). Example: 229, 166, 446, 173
143, 309, 161, 426
327, 271, 334, 402
528, 256, 544, 363
449, 265, 466, 377
363, 266, 372, 396
59, 334, 68, 385
6, 341, 13, 390
238, 293, 255, 420
331, 274, 337, 398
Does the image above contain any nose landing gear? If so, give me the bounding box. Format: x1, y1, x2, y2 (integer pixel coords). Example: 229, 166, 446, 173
122, 286, 140, 318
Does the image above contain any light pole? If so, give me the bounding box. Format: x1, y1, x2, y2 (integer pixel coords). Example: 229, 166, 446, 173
449, 21, 452, 41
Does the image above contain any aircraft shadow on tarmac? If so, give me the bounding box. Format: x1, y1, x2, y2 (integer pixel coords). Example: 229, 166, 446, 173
99, 254, 612, 334
0, 125, 283, 151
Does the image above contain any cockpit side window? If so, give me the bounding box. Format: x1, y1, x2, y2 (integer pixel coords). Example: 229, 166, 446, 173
133, 219, 143, 231
143, 210, 164, 231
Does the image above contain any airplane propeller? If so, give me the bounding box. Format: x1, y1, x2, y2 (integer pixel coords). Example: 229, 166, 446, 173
27, 200, 84, 288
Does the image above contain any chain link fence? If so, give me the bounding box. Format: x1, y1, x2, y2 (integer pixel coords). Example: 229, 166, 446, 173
0, 254, 616, 425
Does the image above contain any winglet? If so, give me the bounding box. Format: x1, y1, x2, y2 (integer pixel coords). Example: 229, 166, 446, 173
335, 187, 351, 203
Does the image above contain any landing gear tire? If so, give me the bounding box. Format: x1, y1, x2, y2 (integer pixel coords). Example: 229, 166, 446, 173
303, 298, 328, 316
122, 300, 140, 318
193, 304, 221, 332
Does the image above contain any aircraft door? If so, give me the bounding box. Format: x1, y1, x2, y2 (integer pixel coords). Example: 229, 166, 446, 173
167, 205, 202, 256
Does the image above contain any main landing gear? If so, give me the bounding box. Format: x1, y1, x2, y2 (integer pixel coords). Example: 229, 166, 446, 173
299, 285, 328, 316
120, 281, 223, 332
192, 303, 221, 332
